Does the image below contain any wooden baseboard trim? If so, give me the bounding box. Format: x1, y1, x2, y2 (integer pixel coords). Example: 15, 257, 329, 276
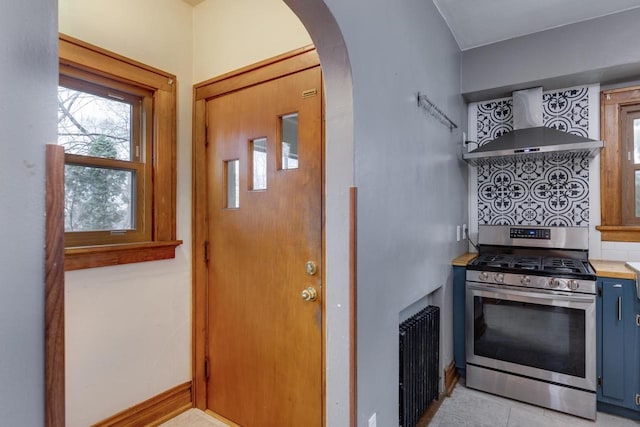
416, 361, 459, 427
444, 360, 459, 396
416, 392, 446, 427
349, 187, 358, 427
93, 381, 192, 427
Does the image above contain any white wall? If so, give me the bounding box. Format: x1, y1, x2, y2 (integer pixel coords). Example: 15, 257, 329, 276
0, 1, 57, 424
59, 1, 193, 425
193, 0, 311, 82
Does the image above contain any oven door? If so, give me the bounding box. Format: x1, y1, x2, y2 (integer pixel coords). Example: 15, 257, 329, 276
466, 281, 596, 391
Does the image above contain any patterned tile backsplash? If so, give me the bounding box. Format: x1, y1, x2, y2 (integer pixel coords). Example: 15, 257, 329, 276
542, 87, 589, 137
477, 157, 589, 226
474, 86, 591, 227
477, 99, 513, 145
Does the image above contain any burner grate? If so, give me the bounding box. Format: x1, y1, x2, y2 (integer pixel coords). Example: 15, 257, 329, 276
541, 257, 586, 275
474, 254, 511, 269
513, 263, 539, 270
470, 253, 591, 278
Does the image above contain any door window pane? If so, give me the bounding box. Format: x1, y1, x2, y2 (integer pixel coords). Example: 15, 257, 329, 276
226, 159, 240, 209
251, 138, 267, 190
64, 165, 134, 231
281, 113, 299, 170
58, 86, 133, 161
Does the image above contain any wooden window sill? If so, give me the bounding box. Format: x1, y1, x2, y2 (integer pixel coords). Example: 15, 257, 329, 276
596, 225, 640, 242
64, 240, 183, 271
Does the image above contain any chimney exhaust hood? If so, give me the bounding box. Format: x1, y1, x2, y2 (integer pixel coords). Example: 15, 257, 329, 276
462, 87, 603, 166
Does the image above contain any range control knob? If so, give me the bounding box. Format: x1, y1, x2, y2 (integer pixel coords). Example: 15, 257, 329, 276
479, 272, 489, 281
520, 275, 531, 286
548, 278, 561, 289
495, 273, 505, 283
567, 280, 580, 290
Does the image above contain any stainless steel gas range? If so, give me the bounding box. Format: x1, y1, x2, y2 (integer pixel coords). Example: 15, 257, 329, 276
465, 225, 597, 420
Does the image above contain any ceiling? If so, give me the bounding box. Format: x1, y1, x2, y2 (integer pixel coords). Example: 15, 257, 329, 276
180, 0, 640, 51
432, 0, 640, 50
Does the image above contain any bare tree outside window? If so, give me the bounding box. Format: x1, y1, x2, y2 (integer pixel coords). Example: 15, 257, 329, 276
57, 85, 136, 232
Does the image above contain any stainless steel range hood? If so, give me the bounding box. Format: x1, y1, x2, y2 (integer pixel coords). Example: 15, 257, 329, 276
462, 87, 603, 166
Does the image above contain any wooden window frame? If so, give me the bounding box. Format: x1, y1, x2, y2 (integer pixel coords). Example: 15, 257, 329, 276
59, 34, 181, 269
598, 86, 640, 241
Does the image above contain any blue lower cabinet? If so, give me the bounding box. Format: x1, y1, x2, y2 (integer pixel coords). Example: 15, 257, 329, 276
596, 277, 640, 420
453, 266, 466, 376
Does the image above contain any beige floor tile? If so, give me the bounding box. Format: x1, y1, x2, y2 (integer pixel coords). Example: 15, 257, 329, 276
160, 409, 228, 427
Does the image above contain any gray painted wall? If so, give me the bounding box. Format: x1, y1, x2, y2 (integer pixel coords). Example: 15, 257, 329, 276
0, 0, 57, 424
323, 0, 468, 425
462, 8, 640, 101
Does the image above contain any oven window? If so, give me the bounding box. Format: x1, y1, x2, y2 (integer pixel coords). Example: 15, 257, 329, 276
473, 297, 585, 378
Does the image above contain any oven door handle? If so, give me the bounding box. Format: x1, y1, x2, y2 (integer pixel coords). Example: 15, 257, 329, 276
467, 282, 595, 303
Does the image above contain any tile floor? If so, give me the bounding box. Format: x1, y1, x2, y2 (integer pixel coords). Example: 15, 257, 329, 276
430, 382, 640, 427
160, 409, 227, 427
161, 382, 640, 426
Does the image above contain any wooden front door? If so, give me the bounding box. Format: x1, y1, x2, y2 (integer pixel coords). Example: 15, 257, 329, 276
205, 63, 323, 427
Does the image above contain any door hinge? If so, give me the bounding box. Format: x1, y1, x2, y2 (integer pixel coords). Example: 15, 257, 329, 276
597, 376, 602, 387
597, 287, 602, 297
205, 124, 209, 147
204, 240, 210, 263
205, 357, 210, 380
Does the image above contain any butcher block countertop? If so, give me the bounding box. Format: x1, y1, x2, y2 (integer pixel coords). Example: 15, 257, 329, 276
589, 260, 636, 280
452, 253, 477, 266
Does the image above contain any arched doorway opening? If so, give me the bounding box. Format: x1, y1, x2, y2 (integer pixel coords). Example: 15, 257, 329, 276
53, 1, 355, 426
190, 2, 355, 425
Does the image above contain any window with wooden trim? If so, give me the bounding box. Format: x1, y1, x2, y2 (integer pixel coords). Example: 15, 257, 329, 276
598, 86, 640, 241
59, 34, 181, 269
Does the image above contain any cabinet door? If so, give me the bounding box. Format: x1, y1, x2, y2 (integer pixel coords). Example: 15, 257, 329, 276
598, 278, 640, 412
632, 285, 640, 412
600, 279, 626, 401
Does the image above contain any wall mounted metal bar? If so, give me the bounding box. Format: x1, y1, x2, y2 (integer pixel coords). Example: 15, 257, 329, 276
417, 92, 458, 132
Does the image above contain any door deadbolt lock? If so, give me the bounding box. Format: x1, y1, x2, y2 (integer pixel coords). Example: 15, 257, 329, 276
301, 286, 318, 302
305, 261, 318, 276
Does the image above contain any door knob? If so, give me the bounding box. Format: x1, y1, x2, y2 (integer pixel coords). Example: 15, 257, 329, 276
301, 286, 318, 302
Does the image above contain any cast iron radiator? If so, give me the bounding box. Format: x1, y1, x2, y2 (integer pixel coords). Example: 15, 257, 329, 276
399, 305, 439, 427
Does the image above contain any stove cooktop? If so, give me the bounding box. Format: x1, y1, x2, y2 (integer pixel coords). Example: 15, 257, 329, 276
468, 253, 595, 280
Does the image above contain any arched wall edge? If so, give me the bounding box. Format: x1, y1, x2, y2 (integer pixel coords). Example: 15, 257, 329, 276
282, 1, 355, 425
